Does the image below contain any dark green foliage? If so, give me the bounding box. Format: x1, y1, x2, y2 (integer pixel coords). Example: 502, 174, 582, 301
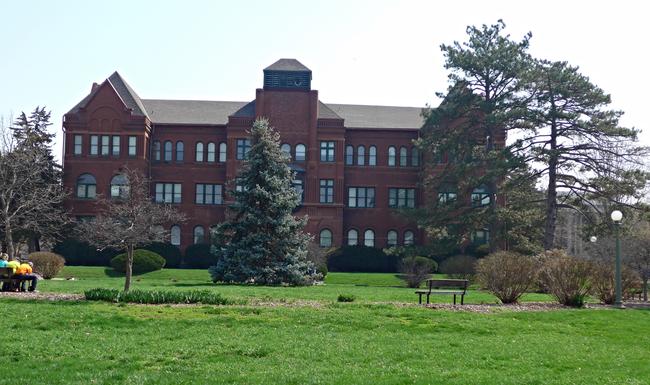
184, 243, 216, 269
439, 255, 477, 280
143, 242, 182, 268
327, 246, 400, 273
209, 118, 317, 285
84, 288, 240, 305
337, 293, 355, 302
110, 249, 165, 274
399, 256, 438, 288
53, 238, 118, 266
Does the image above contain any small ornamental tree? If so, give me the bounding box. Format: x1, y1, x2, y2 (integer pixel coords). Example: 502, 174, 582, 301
209, 118, 317, 285
77, 168, 184, 291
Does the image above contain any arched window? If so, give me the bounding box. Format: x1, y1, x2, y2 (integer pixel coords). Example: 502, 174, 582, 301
170, 225, 181, 246
76, 173, 96, 199
164, 141, 172, 162
281, 143, 292, 160
357, 145, 365, 166
207, 142, 216, 163
347, 229, 358, 246
176, 141, 184, 162
153, 141, 161, 161
219, 142, 227, 162
399, 146, 408, 167
387, 230, 398, 247
319, 229, 333, 248
193, 226, 205, 244
368, 145, 377, 166
364, 229, 375, 247
404, 231, 415, 245
295, 144, 306, 162
110, 174, 129, 199
471, 185, 491, 207
195, 142, 204, 162
411, 147, 420, 167
388, 146, 396, 166
345, 145, 354, 165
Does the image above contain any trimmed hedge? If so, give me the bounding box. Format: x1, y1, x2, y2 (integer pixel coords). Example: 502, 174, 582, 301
84, 288, 242, 305
110, 249, 166, 274
327, 246, 400, 273
53, 238, 119, 266
143, 242, 182, 268
184, 243, 217, 269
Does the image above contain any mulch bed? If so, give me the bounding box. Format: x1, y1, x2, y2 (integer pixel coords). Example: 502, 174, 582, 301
0, 291, 84, 301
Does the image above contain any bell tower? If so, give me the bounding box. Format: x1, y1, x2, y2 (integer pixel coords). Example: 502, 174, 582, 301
263, 59, 312, 91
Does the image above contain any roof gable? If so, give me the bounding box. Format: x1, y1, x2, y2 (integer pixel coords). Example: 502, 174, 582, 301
67, 71, 148, 118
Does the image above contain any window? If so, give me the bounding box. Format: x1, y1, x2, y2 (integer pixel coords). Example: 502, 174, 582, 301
404, 231, 415, 245
387, 230, 398, 247
101, 135, 110, 156
364, 229, 375, 247
176, 141, 184, 162
295, 144, 306, 162
207, 142, 216, 163
219, 142, 227, 162
438, 185, 458, 204
153, 141, 161, 161
345, 145, 354, 165
170, 225, 181, 246
110, 174, 129, 199
195, 184, 223, 205
128, 136, 137, 156
348, 187, 375, 208
388, 146, 396, 166
76, 174, 96, 199
236, 139, 251, 160
292, 178, 304, 203
319, 229, 333, 248
347, 229, 358, 246
319, 179, 334, 203
400, 146, 408, 167
281, 143, 292, 160
193, 226, 205, 244
155, 183, 182, 203
357, 146, 365, 166
471, 186, 491, 207
164, 141, 172, 162
195, 142, 204, 162
73, 135, 82, 155
112, 136, 120, 156
472, 229, 490, 245
389, 188, 416, 208
368, 146, 377, 166
90, 135, 98, 155
411, 147, 420, 166
320, 141, 335, 162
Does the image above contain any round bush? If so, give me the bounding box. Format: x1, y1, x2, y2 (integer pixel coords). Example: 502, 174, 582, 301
184, 243, 217, 269
439, 255, 477, 280
110, 249, 165, 274
28, 252, 66, 279
476, 251, 537, 304
399, 256, 438, 288
142, 242, 182, 268
538, 249, 593, 307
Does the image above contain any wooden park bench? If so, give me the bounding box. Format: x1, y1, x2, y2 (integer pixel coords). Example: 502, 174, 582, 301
0, 267, 29, 292
415, 279, 469, 305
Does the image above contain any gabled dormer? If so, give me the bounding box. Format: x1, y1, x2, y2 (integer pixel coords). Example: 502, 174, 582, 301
263, 59, 312, 91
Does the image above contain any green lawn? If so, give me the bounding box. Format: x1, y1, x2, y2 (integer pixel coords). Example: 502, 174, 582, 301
2, 266, 649, 384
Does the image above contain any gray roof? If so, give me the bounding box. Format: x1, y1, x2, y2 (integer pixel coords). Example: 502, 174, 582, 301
142, 99, 250, 125
67, 71, 148, 117
264, 58, 311, 72
326, 103, 425, 129
318, 101, 342, 120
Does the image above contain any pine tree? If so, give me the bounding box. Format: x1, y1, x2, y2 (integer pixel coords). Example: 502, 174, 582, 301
209, 118, 317, 285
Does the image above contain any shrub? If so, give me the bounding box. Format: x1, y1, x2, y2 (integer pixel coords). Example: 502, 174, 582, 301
399, 256, 437, 288
327, 246, 400, 273
337, 293, 356, 302
28, 252, 66, 279
110, 249, 166, 274
590, 261, 641, 304
84, 288, 241, 305
53, 238, 118, 266
306, 242, 329, 278
184, 243, 217, 269
439, 255, 477, 280
475, 251, 537, 304
142, 242, 182, 268
538, 249, 593, 307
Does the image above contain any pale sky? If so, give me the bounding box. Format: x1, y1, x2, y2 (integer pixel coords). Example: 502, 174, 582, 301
1, 0, 647, 161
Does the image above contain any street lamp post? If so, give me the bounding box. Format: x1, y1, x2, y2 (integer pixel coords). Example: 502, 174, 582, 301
611, 210, 623, 308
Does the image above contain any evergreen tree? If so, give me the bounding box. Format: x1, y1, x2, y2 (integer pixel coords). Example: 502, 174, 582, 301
209, 118, 317, 285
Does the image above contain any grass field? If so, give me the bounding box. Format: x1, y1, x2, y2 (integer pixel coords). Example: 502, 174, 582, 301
2, 267, 649, 384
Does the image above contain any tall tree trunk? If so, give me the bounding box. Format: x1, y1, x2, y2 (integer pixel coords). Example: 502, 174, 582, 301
4, 224, 15, 260
543, 95, 559, 250
644, 277, 648, 302
124, 244, 133, 292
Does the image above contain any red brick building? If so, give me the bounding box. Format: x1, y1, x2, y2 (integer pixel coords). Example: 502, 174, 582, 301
62, 59, 426, 250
